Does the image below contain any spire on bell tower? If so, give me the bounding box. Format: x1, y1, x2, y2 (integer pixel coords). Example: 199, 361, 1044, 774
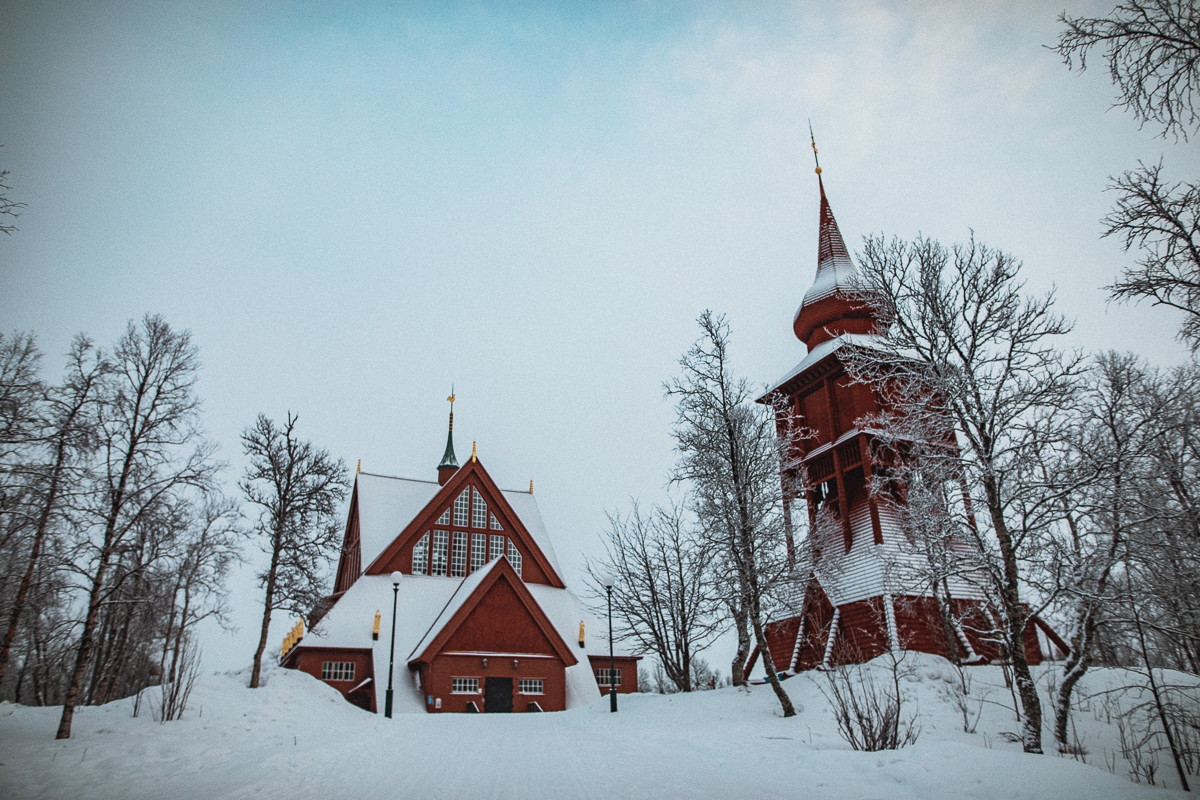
437, 388, 459, 486
791, 128, 878, 350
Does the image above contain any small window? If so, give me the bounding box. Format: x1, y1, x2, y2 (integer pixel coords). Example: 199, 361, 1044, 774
490, 512, 503, 530
471, 532, 487, 573
451, 531, 467, 577
432, 530, 449, 576
518, 678, 544, 695
451, 677, 480, 694
472, 487, 487, 528
437, 509, 451, 525
454, 490, 470, 526
490, 534, 505, 561
507, 540, 523, 577
412, 532, 429, 575
322, 661, 355, 681
595, 668, 621, 687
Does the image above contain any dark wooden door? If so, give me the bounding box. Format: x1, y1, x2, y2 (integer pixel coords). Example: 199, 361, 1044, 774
484, 677, 513, 713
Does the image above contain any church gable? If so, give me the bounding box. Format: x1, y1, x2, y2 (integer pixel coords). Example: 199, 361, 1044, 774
365, 458, 564, 587
408, 558, 577, 667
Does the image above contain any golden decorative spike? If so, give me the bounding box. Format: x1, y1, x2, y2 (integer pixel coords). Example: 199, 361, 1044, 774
529, 479, 534, 493
356, 459, 361, 473
471, 441, 477, 462
808, 119, 822, 175
578, 621, 585, 646
373, 610, 381, 637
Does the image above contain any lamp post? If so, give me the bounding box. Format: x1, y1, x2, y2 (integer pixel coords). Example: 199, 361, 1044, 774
385, 570, 402, 718
602, 574, 617, 713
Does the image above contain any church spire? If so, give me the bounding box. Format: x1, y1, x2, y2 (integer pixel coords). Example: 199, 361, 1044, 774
792, 131, 877, 350
437, 388, 459, 486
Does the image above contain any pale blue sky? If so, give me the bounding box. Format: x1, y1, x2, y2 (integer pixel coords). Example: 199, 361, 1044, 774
2, 0, 1196, 672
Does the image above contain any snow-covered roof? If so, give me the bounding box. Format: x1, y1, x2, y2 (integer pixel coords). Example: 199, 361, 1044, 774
761, 333, 883, 398
353, 470, 563, 581
793, 177, 859, 321
407, 557, 508, 660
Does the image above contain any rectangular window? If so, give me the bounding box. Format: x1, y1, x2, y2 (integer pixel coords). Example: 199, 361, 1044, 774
472, 487, 487, 528
471, 533, 486, 572
437, 509, 451, 525
321, 661, 355, 681
412, 532, 429, 575
507, 540, 523, 577
490, 513, 503, 530
518, 678, 544, 695
432, 530, 449, 576
451, 531, 467, 577
490, 534, 505, 561
454, 490, 470, 526
595, 668, 622, 687
451, 677, 480, 694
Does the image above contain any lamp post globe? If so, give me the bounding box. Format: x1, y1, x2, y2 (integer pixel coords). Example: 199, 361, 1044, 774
385, 571, 402, 718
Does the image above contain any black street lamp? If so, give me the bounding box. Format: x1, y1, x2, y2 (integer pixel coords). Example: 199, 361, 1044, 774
384, 570, 402, 718
602, 574, 617, 713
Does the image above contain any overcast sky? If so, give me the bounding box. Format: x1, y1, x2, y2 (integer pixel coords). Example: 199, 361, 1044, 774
2, 0, 1197, 674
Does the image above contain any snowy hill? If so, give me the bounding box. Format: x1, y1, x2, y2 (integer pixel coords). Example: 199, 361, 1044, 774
0, 654, 1192, 799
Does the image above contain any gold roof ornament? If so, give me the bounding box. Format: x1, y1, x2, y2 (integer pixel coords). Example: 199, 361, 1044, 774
809, 119, 822, 175
471, 441, 477, 462
356, 459, 361, 473
529, 479, 534, 493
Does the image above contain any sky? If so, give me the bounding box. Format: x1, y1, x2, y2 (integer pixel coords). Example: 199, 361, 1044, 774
1, 0, 1197, 674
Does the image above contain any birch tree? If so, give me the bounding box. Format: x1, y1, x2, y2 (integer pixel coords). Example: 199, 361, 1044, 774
845, 235, 1084, 754
667, 311, 795, 716
242, 412, 347, 689
55, 315, 218, 739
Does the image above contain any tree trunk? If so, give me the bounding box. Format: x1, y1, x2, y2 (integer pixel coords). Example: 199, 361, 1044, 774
55, 550, 114, 739
1054, 605, 1093, 749
249, 526, 284, 689
730, 602, 750, 686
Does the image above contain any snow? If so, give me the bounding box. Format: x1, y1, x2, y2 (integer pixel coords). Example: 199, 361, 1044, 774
762, 332, 883, 397
2, 653, 1192, 799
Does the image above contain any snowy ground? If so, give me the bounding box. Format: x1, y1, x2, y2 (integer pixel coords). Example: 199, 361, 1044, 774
1, 654, 1193, 799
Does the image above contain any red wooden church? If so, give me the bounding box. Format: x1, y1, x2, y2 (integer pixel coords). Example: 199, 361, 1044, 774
282, 402, 639, 713
755, 167, 1066, 673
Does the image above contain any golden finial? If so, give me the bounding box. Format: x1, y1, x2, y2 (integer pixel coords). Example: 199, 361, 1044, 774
529, 479, 534, 493
447, 385, 455, 431
356, 459, 361, 473
471, 441, 477, 462
808, 119, 822, 175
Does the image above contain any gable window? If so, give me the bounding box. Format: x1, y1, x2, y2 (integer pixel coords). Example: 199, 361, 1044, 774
451, 677, 480, 694
518, 679, 544, 695
412, 532, 430, 575
471, 533, 486, 572
437, 509, 451, 525
451, 531, 467, 577
595, 668, 621, 687
507, 540, 523, 577
490, 534, 505, 561
490, 513, 503, 531
322, 661, 355, 681
432, 530, 449, 576
472, 487, 487, 528
454, 490, 470, 526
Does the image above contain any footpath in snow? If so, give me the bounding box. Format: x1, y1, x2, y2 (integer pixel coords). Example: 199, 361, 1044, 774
0, 653, 1193, 800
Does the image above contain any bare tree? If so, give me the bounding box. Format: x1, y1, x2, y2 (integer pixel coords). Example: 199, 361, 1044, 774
0, 336, 105, 687
1056, 0, 1200, 140
0, 167, 25, 236
242, 412, 347, 689
1055, 1, 1200, 348
667, 311, 795, 716
845, 235, 1084, 754
55, 315, 218, 739
587, 502, 722, 693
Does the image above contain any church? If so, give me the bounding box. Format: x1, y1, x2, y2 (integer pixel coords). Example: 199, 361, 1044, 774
282, 401, 640, 713
754, 162, 1067, 674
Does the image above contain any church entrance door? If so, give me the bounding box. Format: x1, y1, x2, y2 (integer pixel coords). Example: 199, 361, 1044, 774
485, 677, 512, 712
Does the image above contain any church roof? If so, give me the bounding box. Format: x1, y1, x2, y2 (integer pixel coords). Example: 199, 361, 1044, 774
796, 176, 857, 310
352, 470, 564, 581
760, 332, 883, 399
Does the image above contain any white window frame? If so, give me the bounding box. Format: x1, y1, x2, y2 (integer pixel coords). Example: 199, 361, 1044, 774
471, 532, 487, 573
437, 509, 451, 525
507, 540, 523, 577
490, 534, 505, 561
451, 677, 480, 694
595, 668, 622, 687
490, 512, 503, 531
518, 678, 544, 695
412, 532, 429, 575
472, 487, 487, 528
451, 531, 467, 577
432, 529, 449, 576
321, 661, 355, 681
454, 490, 470, 527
